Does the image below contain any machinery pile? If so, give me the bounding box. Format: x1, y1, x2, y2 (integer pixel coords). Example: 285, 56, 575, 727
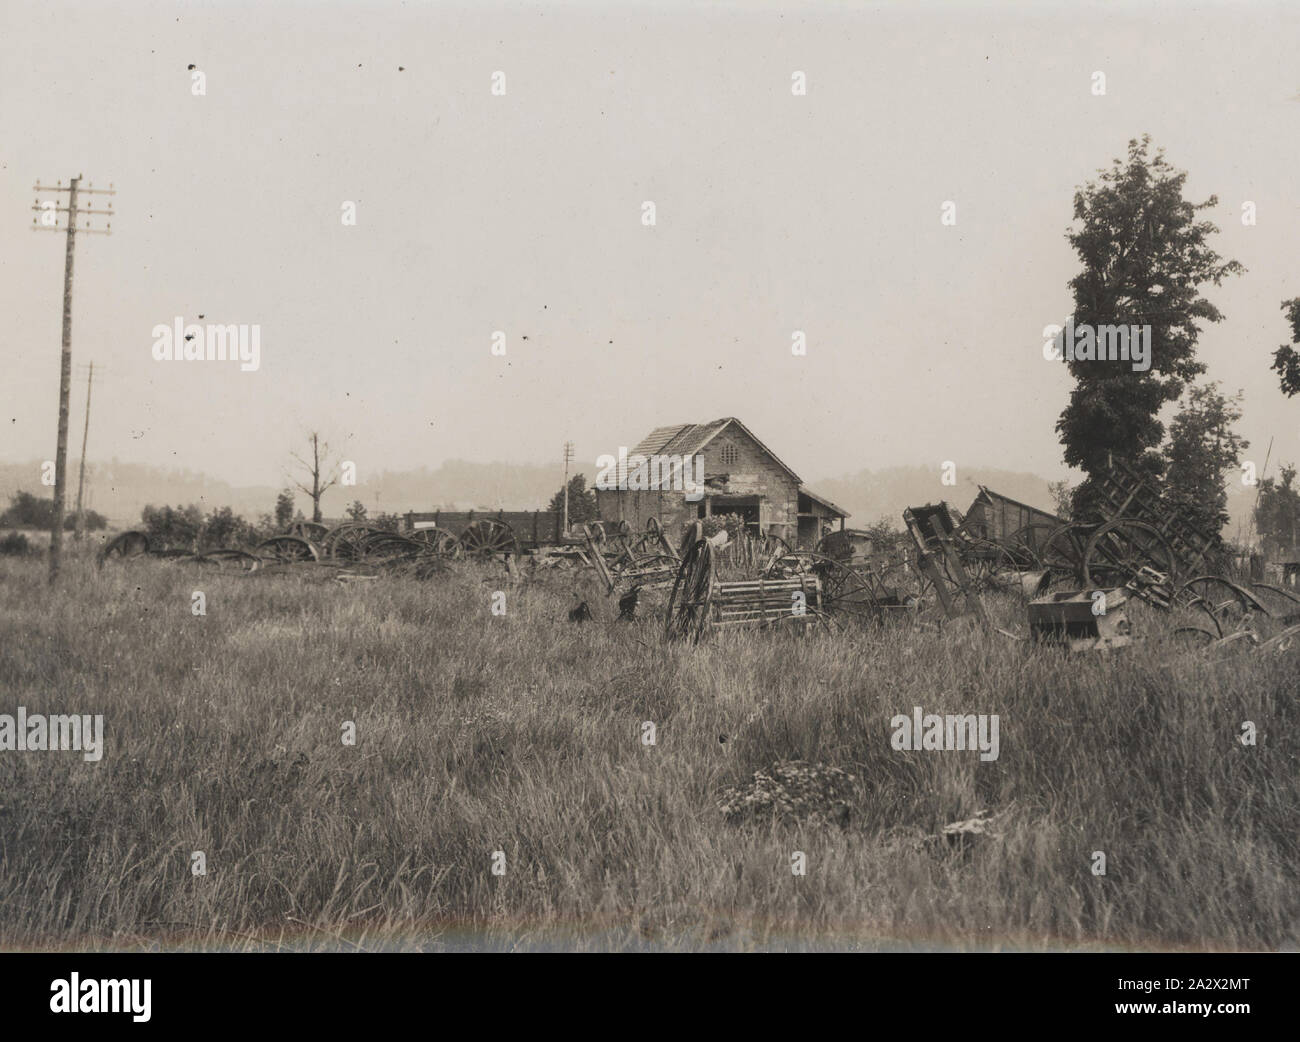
95, 458, 1300, 652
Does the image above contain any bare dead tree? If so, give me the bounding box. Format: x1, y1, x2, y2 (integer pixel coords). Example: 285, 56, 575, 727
289, 432, 344, 524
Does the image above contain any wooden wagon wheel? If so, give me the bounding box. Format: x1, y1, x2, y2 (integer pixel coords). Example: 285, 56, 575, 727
1083, 519, 1175, 603
408, 526, 463, 558
665, 539, 715, 641
323, 523, 386, 561
288, 521, 329, 541
1005, 522, 1057, 570
766, 551, 879, 621
1174, 575, 1269, 635
459, 519, 518, 558
321, 522, 372, 559
255, 535, 320, 562
1040, 522, 1092, 587
362, 533, 425, 561
585, 521, 607, 545
98, 530, 150, 564
946, 538, 1020, 593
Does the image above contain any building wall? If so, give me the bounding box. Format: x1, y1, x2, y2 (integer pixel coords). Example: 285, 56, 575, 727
595, 423, 800, 541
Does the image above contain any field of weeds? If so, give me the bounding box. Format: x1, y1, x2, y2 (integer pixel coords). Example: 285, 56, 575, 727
0, 549, 1297, 951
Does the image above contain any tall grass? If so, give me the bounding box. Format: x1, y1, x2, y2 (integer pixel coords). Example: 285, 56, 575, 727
0, 551, 1296, 951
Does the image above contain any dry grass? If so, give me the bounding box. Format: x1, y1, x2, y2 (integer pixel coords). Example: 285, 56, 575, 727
0, 549, 1296, 951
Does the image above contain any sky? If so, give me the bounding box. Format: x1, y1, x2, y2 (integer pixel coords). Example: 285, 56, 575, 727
2, 0, 1298, 493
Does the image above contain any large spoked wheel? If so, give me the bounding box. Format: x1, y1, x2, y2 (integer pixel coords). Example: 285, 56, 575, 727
947, 539, 1022, 594
322, 523, 384, 561
255, 535, 320, 562
1005, 522, 1057, 570
766, 551, 879, 622
1041, 522, 1092, 588
361, 533, 425, 561
288, 521, 329, 541
459, 519, 518, 558
1083, 519, 1175, 604
1174, 575, 1270, 637
409, 526, 463, 558
666, 539, 715, 641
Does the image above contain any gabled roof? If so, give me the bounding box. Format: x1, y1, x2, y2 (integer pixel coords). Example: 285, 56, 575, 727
799, 486, 850, 519
970, 484, 1061, 524
627, 417, 802, 484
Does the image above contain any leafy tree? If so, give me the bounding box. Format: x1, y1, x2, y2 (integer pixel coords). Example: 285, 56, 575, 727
1253, 464, 1300, 558
141, 504, 204, 549
547, 474, 598, 524
274, 489, 295, 530
1047, 480, 1073, 521
1160, 383, 1248, 536
0, 492, 107, 531
346, 500, 368, 521
1271, 298, 1300, 397
1056, 136, 1243, 516
0, 490, 55, 528
201, 506, 250, 548
72, 509, 108, 532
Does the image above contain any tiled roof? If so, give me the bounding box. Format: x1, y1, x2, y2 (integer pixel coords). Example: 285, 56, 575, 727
625, 418, 801, 483
630, 419, 731, 459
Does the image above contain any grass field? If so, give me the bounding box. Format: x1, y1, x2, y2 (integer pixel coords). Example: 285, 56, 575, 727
1, 548, 1297, 951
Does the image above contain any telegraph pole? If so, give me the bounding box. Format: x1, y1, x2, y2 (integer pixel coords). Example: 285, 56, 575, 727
562, 441, 575, 535
32, 176, 114, 580
74, 361, 94, 539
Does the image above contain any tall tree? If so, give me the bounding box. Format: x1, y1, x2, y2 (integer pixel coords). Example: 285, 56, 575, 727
274, 488, 295, 529
1056, 136, 1243, 515
1160, 382, 1248, 536
289, 433, 344, 524
1270, 298, 1300, 397
1253, 464, 1300, 557
547, 473, 597, 523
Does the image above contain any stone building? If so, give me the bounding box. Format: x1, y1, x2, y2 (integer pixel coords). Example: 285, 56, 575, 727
594, 417, 848, 547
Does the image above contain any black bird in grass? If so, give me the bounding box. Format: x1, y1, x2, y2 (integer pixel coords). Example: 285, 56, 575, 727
617, 587, 639, 620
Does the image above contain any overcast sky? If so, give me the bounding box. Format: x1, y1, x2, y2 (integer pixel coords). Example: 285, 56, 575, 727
2, 0, 1298, 491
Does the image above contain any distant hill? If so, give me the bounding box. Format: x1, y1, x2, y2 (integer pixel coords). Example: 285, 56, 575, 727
0, 457, 1264, 544
0, 459, 568, 528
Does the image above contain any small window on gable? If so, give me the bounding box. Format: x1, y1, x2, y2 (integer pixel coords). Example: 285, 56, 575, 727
719, 442, 739, 467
